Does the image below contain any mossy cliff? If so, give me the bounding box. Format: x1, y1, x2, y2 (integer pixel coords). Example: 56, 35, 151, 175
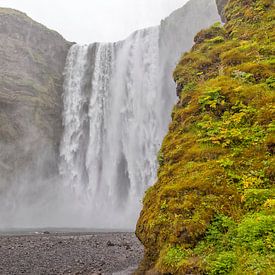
136, 0, 275, 274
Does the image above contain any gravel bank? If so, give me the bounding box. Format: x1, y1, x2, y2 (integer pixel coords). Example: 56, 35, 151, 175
0, 232, 143, 274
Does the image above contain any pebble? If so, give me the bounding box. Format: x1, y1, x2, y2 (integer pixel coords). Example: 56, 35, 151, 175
0, 232, 143, 274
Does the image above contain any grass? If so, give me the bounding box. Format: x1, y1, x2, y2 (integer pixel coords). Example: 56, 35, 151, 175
136, 0, 275, 273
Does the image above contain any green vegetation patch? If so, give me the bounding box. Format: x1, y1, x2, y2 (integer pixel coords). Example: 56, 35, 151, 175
136, 0, 275, 274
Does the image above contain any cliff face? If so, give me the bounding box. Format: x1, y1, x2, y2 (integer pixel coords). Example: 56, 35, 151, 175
159, 0, 221, 125
136, 0, 274, 273
0, 8, 71, 188
215, 0, 229, 21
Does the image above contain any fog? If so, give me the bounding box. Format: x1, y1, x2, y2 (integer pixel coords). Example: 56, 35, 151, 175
0, 0, 188, 43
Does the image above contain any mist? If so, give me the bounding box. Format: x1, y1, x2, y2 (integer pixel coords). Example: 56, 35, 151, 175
0, 0, 188, 44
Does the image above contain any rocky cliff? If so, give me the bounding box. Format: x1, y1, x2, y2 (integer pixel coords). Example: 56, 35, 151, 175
0, 8, 71, 188
136, 0, 274, 273
215, 0, 229, 21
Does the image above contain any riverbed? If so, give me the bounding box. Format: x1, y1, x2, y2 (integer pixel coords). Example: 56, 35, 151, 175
0, 231, 143, 274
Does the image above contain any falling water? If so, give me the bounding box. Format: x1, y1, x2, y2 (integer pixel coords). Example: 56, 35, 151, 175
59, 27, 163, 228
59, 0, 221, 229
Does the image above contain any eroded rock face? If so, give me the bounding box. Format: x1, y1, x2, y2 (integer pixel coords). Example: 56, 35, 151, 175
0, 8, 71, 187
215, 0, 229, 21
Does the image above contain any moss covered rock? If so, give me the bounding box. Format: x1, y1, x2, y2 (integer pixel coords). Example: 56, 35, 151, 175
136, 0, 275, 273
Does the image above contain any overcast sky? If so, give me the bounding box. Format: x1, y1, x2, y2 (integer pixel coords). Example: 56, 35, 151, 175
0, 0, 189, 44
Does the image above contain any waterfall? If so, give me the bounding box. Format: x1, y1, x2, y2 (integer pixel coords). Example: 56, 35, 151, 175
60, 27, 163, 228
59, 0, 221, 229
0, 0, 221, 229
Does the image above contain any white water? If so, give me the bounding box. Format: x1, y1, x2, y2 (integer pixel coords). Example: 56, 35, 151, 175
0, 0, 220, 229
59, 0, 221, 229
60, 28, 162, 228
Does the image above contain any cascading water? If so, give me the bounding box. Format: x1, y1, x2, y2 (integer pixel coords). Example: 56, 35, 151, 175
60, 28, 163, 228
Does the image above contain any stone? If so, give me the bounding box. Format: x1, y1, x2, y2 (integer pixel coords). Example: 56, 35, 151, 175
0, 8, 72, 188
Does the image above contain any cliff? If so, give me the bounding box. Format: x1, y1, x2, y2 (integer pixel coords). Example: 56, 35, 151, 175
215, 0, 228, 21
0, 8, 71, 188
136, 0, 275, 273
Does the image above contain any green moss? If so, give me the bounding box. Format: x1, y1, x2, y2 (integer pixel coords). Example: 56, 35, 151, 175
266, 76, 275, 88
161, 245, 187, 268
207, 36, 225, 44
136, 0, 275, 274
243, 189, 275, 210
209, 252, 237, 275
193, 211, 275, 274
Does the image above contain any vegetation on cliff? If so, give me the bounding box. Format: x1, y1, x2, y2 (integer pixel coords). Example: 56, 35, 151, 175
136, 0, 275, 273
